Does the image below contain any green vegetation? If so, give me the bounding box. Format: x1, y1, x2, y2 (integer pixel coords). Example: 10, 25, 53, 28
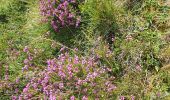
0, 0, 170, 99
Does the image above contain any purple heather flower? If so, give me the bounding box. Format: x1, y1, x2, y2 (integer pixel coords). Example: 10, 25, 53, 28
28, 55, 33, 61
92, 72, 98, 77
63, 1, 69, 7
74, 48, 78, 51
40, 0, 80, 31
18, 96, 22, 100
44, 76, 49, 83
47, 10, 51, 16
51, 20, 58, 32
82, 96, 88, 100
74, 55, 79, 64
67, 64, 72, 71
15, 78, 19, 84
76, 16, 81, 27
59, 82, 64, 89
70, 95, 75, 100
22, 65, 29, 71
82, 59, 86, 65
24, 59, 29, 64
23, 46, 28, 52
49, 93, 56, 100
48, 0, 51, 3
60, 47, 65, 52
47, 60, 51, 66
15, 88, 19, 93
68, 13, 74, 18
74, 67, 79, 73
107, 84, 117, 92
105, 81, 110, 86
119, 96, 125, 100
32, 83, 38, 89
23, 87, 28, 93
77, 79, 82, 85
58, 70, 66, 78
12, 95, 17, 100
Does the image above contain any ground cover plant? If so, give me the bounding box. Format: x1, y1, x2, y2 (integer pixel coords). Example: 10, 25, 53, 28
0, 0, 170, 100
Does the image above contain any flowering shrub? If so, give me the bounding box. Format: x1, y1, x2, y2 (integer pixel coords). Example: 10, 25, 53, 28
16, 50, 116, 99
40, 0, 81, 32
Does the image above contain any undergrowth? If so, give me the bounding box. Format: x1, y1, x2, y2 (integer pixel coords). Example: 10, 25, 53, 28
0, 0, 170, 100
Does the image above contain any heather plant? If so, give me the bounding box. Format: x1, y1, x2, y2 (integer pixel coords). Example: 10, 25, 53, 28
16, 50, 117, 99
40, 0, 81, 32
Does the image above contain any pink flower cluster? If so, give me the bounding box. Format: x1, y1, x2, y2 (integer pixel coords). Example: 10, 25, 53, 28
40, 0, 81, 32
17, 51, 116, 99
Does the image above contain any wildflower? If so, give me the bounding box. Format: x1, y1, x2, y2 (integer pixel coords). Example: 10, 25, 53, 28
63, 1, 69, 8
22, 65, 29, 71
32, 83, 38, 89
47, 60, 51, 66
82, 96, 88, 100
59, 82, 64, 89
12, 95, 17, 100
119, 96, 125, 100
49, 93, 56, 100
23, 87, 28, 93
15, 88, 19, 93
92, 72, 98, 78
68, 13, 74, 18
74, 48, 78, 51
82, 58, 86, 65
67, 64, 72, 71
70, 95, 75, 100
60, 47, 65, 52
76, 16, 81, 27
28, 55, 33, 61
74, 67, 79, 73
112, 37, 115, 42
77, 79, 82, 85
107, 84, 116, 92
24, 59, 29, 64
51, 20, 58, 32
23, 46, 28, 52
74, 55, 79, 64
58, 70, 66, 78
18, 96, 22, 100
